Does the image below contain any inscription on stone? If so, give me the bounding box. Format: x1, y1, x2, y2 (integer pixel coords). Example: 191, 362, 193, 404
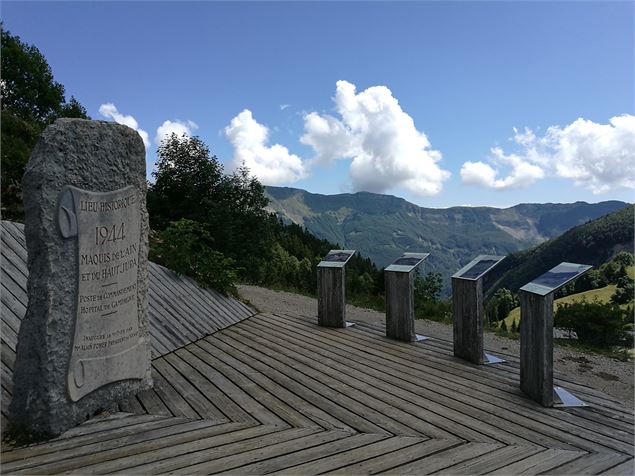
59, 185, 145, 401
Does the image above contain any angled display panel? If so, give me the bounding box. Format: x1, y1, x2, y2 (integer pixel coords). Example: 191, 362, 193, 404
317, 250, 356, 268
520, 262, 592, 296
385, 252, 430, 273
452, 255, 505, 280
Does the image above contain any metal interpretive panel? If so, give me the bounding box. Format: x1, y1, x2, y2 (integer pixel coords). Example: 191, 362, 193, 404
318, 249, 356, 268
385, 252, 430, 273
520, 262, 592, 296
60, 185, 145, 401
452, 255, 505, 281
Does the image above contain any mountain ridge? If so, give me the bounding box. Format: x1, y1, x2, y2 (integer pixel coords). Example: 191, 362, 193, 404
265, 185, 630, 295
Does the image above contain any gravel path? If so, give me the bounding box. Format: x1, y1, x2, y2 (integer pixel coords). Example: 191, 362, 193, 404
238, 284, 634, 408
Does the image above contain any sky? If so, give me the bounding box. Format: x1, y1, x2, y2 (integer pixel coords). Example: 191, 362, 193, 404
3, 1, 635, 208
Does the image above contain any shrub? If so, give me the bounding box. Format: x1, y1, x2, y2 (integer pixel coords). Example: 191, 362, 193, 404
554, 300, 632, 348
151, 219, 237, 295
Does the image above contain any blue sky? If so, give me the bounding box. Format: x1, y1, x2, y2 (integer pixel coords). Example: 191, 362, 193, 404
3, 1, 634, 208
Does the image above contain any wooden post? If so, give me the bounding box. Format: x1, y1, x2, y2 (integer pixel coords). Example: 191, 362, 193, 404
452, 277, 484, 364
385, 270, 416, 341
317, 266, 347, 328
520, 290, 554, 406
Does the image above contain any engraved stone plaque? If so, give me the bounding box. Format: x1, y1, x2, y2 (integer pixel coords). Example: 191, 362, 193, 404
10, 119, 151, 436
59, 185, 145, 401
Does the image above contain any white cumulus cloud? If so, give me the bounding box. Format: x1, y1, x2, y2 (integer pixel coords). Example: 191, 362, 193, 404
462, 115, 635, 193
224, 109, 307, 185
301, 80, 450, 196
98, 103, 150, 149
155, 119, 198, 145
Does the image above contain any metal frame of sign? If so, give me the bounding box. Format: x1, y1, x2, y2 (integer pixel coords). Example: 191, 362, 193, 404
452, 255, 506, 281
317, 249, 356, 268
520, 262, 593, 296
385, 252, 430, 273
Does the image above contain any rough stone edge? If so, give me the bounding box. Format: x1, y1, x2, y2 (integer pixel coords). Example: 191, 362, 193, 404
8, 118, 152, 437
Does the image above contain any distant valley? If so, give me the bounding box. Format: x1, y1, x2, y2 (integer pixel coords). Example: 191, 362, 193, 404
266, 186, 630, 295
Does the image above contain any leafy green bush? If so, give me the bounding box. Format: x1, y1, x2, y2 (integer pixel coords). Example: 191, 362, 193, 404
554, 300, 632, 348
151, 219, 237, 295
611, 275, 634, 305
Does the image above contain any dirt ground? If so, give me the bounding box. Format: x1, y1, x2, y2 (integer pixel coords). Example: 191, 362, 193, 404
238, 284, 635, 409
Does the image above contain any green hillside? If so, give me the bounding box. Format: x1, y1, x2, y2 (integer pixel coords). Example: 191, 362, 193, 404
266, 186, 629, 296
503, 265, 634, 328
504, 285, 619, 328
485, 205, 634, 297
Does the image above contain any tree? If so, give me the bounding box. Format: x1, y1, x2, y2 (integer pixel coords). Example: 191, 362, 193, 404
148, 134, 275, 283
151, 219, 237, 295
611, 275, 634, 305
493, 288, 516, 321
414, 271, 443, 302
554, 300, 632, 348
1, 26, 88, 220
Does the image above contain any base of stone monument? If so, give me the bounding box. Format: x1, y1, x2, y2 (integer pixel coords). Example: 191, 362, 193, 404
553, 386, 586, 407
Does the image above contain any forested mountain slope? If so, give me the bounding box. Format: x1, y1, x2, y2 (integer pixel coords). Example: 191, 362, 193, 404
266, 186, 629, 294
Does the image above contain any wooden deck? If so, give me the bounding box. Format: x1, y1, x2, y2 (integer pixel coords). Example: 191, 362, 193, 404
2, 310, 633, 474
2, 219, 633, 474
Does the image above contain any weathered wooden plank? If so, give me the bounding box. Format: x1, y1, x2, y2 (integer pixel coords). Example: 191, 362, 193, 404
276, 311, 635, 429
185, 430, 353, 474
604, 458, 635, 475
77, 423, 278, 474
113, 426, 319, 475
452, 277, 484, 364
195, 339, 354, 432
238, 320, 504, 444
135, 386, 172, 417
205, 334, 388, 435
0, 293, 21, 338
436, 443, 544, 474
166, 348, 260, 424
318, 266, 347, 327
223, 432, 388, 475
177, 345, 287, 427
154, 355, 229, 422
520, 290, 555, 407
8, 420, 248, 475
324, 438, 463, 475
264, 312, 634, 454
273, 435, 425, 475
150, 265, 229, 331
118, 395, 146, 415
548, 451, 633, 475
1, 414, 180, 463
385, 270, 416, 342
222, 326, 430, 437
489, 448, 586, 475
3, 418, 227, 474
1, 237, 29, 282
384, 442, 504, 475
150, 365, 199, 420
1, 225, 29, 263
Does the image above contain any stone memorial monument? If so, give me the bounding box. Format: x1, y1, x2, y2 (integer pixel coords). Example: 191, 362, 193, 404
452, 255, 505, 365
519, 262, 592, 407
9, 119, 152, 436
317, 250, 355, 328
384, 252, 430, 342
